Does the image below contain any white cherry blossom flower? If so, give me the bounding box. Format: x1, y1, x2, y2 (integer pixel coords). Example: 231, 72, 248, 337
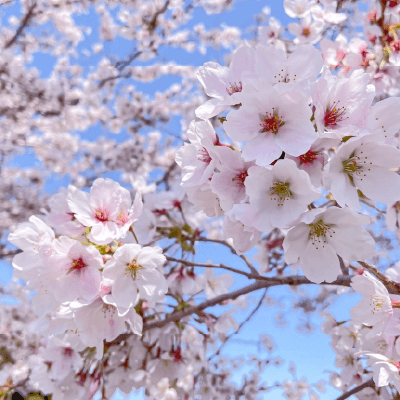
195, 43, 256, 119
253, 44, 323, 96
223, 210, 262, 254
224, 83, 317, 166
283, 207, 375, 283
8, 215, 55, 271
67, 178, 143, 245
210, 150, 254, 211
44, 187, 85, 237
72, 297, 142, 359
42, 339, 83, 381
242, 159, 320, 231
48, 236, 103, 302
312, 68, 374, 136
204, 266, 234, 299
311, 0, 347, 24
102, 244, 167, 310
351, 271, 393, 338
324, 135, 400, 210
175, 119, 232, 187
284, 0, 314, 18
258, 17, 285, 45
288, 14, 324, 45
359, 352, 400, 392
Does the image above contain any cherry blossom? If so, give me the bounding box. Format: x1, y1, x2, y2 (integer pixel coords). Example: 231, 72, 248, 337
324, 135, 400, 210
351, 271, 394, 338
283, 207, 376, 283
195, 43, 256, 119
224, 83, 317, 166
67, 178, 143, 245
175, 119, 231, 187
312, 68, 374, 136
242, 159, 320, 231
360, 352, 400, 392
102, 244, 168, 310
48, 236, 103, 302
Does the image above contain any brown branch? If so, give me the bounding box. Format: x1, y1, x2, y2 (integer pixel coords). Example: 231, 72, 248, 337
4, 2, 37, 49
359, 261, 400, 294
336, 378, 374, 400
143, 275, 352, 331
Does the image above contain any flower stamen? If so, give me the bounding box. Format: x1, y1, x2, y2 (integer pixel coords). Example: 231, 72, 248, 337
260, 110, 285, 134
270, 181, 292, 206
226, 81, 242, 96
324, 100, 348, 128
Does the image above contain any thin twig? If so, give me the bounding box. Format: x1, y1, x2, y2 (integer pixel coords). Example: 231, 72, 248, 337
4, 2, 37, 49
336, 378, 374, 400
165, 256, 254, 279
196, 237, 259, 276
207, 288, 268, 361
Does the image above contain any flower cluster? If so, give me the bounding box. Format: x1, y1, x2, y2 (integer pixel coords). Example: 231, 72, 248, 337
177, 42, 400, 284
8, 178, 168, 360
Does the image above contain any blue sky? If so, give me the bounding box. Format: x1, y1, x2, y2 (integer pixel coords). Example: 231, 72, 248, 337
0, 0, 367, 398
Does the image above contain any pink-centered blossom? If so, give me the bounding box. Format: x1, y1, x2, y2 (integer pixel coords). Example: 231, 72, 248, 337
195, 43, 256, 119
224, 83, 317, 167
49, 236, 103, 302
67, 178, 143, 245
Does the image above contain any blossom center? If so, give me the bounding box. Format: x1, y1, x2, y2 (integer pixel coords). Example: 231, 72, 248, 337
226, 81, 242, 96
116, 208, 130, 226
370, 294, 387, 313
126, 260, 142, 279
68, 257, 87, 274
302, 27, 311, 37
269, 181, 292, 206
232, 170, 248, 186
336, 50, 346, 61
208, 279, 219, 290
197, 147, 212, 164
342, 151, 372, 182
308, 219, 335, 249
299, 150, 318, 165
324, 100, 347, 128
261, 110, 285, 134
63, 347, 74, 357
367, 11, 377, 21
95, 207, 109, 223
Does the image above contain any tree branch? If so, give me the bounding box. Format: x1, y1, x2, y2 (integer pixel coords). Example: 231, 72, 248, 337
336, 378, 374, 400
143, 275, 352, 331
4, 2, 37, 49
359, 261, 400, 294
